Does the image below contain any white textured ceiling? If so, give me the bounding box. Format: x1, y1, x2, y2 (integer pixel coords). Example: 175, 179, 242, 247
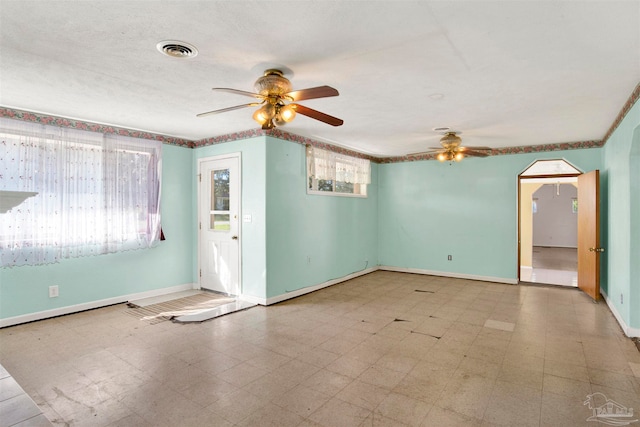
1, 1, 638, 157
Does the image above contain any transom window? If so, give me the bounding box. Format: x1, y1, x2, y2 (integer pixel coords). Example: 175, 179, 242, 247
306, 146, 371, 197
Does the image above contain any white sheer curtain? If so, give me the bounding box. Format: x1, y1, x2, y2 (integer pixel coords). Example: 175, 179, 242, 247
0, 117, 162, 267
306, 146, 371, 184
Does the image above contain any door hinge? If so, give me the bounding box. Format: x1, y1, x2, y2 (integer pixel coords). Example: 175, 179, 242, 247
199, 269, 202, 277
199, 222, 201, 230
198, 173, 201, 182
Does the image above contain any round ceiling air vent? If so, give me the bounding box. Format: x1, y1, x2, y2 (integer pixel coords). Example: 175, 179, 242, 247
156, 40, 198, 58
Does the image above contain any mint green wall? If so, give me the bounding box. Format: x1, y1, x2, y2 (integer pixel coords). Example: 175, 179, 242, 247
0, 144, 194, 320
378, 149, 602, 281
602, 96, 640, 329
265, 137, 378, 299
631, 129, 640, 330
193, 137, 267, 300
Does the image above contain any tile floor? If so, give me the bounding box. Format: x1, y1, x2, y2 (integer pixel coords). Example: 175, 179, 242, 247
1, 271, 639, 427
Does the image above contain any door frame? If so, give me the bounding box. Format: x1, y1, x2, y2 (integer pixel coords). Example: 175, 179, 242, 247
197, 153, 242, 295
517, 160, 582, 283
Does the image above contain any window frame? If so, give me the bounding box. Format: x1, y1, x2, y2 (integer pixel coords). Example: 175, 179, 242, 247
306, 147, 370, 198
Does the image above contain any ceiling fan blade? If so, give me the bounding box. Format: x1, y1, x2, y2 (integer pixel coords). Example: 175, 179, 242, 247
462, 150, 490, 157
212, 88, 266, 99
196, 102, 262, 118
407, 150, 442, 156
292, 104, 343, 126
460, 145, 492, 151
286, 86, 339, 101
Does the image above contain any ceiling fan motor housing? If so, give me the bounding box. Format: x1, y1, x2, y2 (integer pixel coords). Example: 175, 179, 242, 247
440, 132, 462, 149
254, 69, 292, 97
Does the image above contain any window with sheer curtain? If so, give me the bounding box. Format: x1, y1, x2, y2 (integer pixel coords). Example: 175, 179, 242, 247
306, 146, 371, 197
0, 117, 163, 267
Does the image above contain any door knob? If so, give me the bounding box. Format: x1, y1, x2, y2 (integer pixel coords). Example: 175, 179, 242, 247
231, 235, 238, 240
589, 247, 605, 252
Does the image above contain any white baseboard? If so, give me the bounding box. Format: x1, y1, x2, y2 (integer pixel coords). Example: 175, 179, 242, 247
261, 267, 379, 306
0, 283, 198, 328
601, 288, 640, 338
378, 265, 518, 285
240, 294, 267, 306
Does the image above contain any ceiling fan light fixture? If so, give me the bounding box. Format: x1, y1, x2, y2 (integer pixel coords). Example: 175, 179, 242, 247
455, 152, 464, 161
253, 103, 276, 125
278, 104, 296, 122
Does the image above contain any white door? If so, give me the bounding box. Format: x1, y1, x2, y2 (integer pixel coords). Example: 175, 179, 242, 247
199, 155, 240, 296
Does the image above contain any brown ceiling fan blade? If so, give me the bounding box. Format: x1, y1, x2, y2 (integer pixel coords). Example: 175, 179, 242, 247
196, 102, 262, 118
462, 150, 490, 157
286, 86, 339, 101
459, 146, 492, 151
212, 88, 266, 99
292, 104, 343, 126
407, 150, 442, 156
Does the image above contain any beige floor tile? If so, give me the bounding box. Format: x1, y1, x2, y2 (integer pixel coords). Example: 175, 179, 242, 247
177, 374, 237, 407
498, 362, 544, 391
336, 379, 390, 411
374, 392, 432, 427
237, 403, 305, 427
502, 349, 544, 372
435, 371, 496, 420
215, 361, 270, 387
275, 384, 332, 418
373, 353, 419, 375
104, 413, 154, 427
309, 397, 372, 427
357, 365, 407, 390
206, 388, 268, 424
542, 373, 592, 401
456, 356, 501, 379
482, 380, 541, 427
326, 355, 372, 379
421, 406, 482, 426
588, 367, 640, 394
303, 368, 353, 397
296, 347, 341, 368
539, 391, 594, 427
544, 360, 590, 383
361, 412, 412, 426
243, 371, 299, 400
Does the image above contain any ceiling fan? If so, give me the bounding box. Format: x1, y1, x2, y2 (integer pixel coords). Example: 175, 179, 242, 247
409, 131, 492, 162
197, 69, 343, 130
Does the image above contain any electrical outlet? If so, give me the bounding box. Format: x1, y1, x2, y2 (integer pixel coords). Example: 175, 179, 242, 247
49, 285, 59, 298
447, 255, 452, 261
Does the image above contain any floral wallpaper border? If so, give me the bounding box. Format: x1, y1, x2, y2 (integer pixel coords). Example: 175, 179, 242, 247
2, 81, 638, 164
0, 107, 194, 148
377, 139, 605, 164
192, 128, 378, 162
